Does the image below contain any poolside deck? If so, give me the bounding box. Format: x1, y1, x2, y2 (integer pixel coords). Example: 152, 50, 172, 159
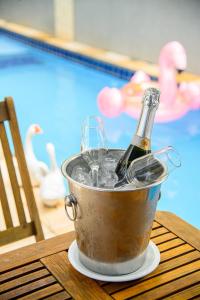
1, 18, 200, 83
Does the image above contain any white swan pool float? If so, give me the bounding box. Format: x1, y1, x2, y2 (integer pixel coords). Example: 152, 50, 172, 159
39, 143, 66, 207
25, 124, 49, 186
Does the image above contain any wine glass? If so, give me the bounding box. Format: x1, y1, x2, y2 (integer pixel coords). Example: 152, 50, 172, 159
81, 116, 107, 187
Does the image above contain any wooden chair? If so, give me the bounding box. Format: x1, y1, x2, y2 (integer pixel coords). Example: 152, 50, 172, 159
0, 97, 44, 246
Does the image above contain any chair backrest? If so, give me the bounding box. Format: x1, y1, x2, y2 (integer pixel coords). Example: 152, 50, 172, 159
0, 97, 44, 246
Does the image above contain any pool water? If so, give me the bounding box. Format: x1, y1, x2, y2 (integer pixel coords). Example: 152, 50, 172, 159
0, 34, 199, 229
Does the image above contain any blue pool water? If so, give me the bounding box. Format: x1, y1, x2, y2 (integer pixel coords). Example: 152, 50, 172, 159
0, 33, 199, 229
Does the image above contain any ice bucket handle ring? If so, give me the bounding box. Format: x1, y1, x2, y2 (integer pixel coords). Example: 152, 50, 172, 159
65, 194, 78, 221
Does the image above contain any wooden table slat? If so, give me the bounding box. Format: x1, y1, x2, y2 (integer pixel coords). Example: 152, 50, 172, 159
0, 275, 56, 299
151, 232, 177, 245
160, 243, 194, 262
158, 238, 185, 252
112, 260, 200, 299
42, 251, 113, 300
150, 226, 168, 238
164, 282, 200, 300
0, 231, 75, 273
0, 268, 49, 293
43, 290, 72, 300
152, 221, 162, 230
155, 211, 200, 250
0, 261, 44, 283
18, 283, 67, 300
103, 250, 200, 294
128, 270, 200, 300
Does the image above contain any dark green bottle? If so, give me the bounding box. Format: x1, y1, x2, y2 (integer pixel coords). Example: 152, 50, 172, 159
115, 88, 160, 184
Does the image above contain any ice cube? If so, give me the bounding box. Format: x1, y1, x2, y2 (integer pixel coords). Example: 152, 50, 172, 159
71, 150, 122, 189
81, 149, 107, 168
71, 166, 92, 186
98, 157, 119, 188
89, 165, 99, 187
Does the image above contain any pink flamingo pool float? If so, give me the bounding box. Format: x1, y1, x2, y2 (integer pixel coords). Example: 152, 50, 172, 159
97, 41, 200, 122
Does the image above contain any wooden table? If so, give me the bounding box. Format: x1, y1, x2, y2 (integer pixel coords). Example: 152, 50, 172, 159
0, 211, 200, 300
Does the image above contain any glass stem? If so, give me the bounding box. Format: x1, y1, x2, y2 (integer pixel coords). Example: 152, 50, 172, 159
91, 164, 99, 187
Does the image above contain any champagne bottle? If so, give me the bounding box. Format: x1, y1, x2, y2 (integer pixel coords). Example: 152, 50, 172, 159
115, 87, 160, 184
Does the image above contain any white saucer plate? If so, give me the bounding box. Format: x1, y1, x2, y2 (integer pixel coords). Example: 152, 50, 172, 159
68, 240, 160, 282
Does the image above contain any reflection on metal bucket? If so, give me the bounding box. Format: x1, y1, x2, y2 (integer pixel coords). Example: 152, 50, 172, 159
62, 149, 165, 275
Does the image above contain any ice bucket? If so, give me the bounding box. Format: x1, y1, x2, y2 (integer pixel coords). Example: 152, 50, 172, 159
61, 149, 165, 275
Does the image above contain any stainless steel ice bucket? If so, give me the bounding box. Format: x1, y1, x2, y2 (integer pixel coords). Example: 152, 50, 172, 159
61, 149, 164, 275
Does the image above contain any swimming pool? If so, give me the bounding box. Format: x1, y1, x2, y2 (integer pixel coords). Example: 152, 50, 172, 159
0, 32, 199, 229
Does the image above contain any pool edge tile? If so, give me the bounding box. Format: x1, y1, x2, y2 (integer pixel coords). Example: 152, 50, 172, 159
0, 21, 200, 83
